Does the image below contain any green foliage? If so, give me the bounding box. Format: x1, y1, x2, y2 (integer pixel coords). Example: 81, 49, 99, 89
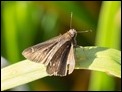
1, 1, 121, 91
89, 1, 121, 91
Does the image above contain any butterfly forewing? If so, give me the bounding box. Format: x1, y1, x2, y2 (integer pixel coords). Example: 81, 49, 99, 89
22, 34, 63, 62
22, 41, 57, 63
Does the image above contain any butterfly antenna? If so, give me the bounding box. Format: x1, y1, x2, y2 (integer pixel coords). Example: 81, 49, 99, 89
70, 12, 73, 29
77, 30, 92, 33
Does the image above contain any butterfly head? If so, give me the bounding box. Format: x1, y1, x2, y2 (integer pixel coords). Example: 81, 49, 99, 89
68, 29, 77, 37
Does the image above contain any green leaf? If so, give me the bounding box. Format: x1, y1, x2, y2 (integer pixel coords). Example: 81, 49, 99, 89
75, 46, 121, 78
1, 46, 121, 91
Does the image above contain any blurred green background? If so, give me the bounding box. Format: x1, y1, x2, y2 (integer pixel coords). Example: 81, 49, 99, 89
1, 1, 121, 91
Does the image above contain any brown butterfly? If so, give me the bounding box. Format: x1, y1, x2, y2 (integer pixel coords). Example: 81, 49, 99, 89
22, 29, 77, 76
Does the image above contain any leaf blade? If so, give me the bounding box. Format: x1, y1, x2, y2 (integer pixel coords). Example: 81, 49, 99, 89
75, 46, 121, 78
1, 46, 121, 91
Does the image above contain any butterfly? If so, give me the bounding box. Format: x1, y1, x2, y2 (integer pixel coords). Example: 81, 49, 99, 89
22, 29, 77, 76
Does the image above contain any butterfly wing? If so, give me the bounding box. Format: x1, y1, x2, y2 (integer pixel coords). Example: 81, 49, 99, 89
22, 34, 70, 65
46, 41, 71, 76
22, 30, 76, 76
67, 43, 75, 74
22, 35, 62, 63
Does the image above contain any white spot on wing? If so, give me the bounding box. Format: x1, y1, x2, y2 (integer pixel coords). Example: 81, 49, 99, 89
31, 47, 34, 52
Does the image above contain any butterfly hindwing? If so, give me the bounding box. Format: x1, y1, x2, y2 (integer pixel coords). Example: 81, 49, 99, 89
67, 43, 75, 74
46, 41, 71, 76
